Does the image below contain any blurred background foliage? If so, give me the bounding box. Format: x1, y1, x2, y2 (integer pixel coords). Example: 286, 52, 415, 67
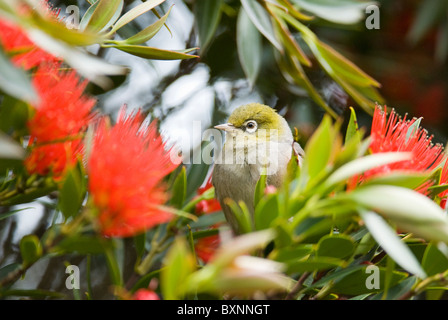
47, 0, 447, 154
1, 0, 448, 300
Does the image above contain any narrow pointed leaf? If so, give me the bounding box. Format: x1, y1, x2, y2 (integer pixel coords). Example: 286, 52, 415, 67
125, 6, 173, 45
303, 115, 333, 179
361, 210, 427, 279
85, 0, 123, 33
195, 0, 222, 53
170, 166, 187, 208
325, 152, 412, 187
111, 0, 166, 33
241, 0, 283, 51
345, 106, 360, 144
110, 44, 198, 60
351, 185, 448, 243
237, 8, 262, 87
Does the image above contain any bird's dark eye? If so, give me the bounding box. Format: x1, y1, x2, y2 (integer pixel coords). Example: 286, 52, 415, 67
245, 120, 257, 133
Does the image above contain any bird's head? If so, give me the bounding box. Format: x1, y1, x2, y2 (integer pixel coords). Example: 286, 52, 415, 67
214, 103, 292, 144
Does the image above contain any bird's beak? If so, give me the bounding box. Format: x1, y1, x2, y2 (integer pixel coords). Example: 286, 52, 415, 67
214, 123, 235, 132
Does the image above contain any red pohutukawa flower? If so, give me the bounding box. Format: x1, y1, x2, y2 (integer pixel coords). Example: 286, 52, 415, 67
0, 17, 59, 70
132, 289, 160, 300
195, 176, 222, 215
88, 109, 178, 237
351, 105, 444, 190
24, 65, 95, 177
195, 233, 221, 263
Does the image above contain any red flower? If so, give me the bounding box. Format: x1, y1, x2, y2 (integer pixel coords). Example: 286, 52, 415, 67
195, 233, 220, 263
24, 65, 95, 178
351, 105, 444, 189
29, 64, 94, 141
24, 142, 82, 177
133, 289, 160, 300
0, 17, 58, 70
88, 108, 177, 238
195, 176, 221, 215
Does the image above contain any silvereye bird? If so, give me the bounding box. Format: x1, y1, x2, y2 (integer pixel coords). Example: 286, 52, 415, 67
212, 103, 304, 234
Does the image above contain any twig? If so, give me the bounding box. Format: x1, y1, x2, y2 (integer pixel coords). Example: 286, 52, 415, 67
285, 272, 310, 300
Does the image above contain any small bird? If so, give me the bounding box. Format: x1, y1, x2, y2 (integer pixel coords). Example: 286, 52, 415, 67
212, 103, 304, 234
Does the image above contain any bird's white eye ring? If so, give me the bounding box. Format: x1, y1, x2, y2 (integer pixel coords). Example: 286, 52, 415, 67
245, 120, 258, 133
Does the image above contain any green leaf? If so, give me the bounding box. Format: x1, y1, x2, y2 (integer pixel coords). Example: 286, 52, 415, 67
330, 267, 408, 296
51, 235, 114, 255
195, 0, 223, 53
370, 276, 417, 300
169, 166, 187, 209
0, 289, 65, 299
269, 245, 313, 262
20, 235, 42, 267
0, 263, 21, 281
362, 171, 430, 190
161, 237, 196, 299
286, 256, 344, 273
333, 132, 365, 170
360, 210, 427, 279
422, 243, 448, 276
292, 0, 376, 25
104, 243, 123, 286
0, 50, 37, 103
316, 234, 355, 260
0, 207, 33, 221
270, 6, 311, 67
79, 0, 100, 31
428, 184, 448, 198
189, 211, 226, 229
309, 264, 365, 289
353, 186, 448, 225
85, 0, 123, 33
311, 39, 380, 87
30, 12, 104, 47
275, 52, 337, 119
133, 232, 146, 264
0, 183, 57, 206
351, 186, 448, 243
110, 44, 198, 60
58, 166, 85, 219
353, 232, 376, 257
254, 173, 267, 208
27, 29, 126, 89
303, 114, 333, 180
325, 152, 412, 188
240, 0, 283, 51
0, 95, 30, 134
125, 5, 173, 45
345, 107, 361, 144
405, 117, 422, 143
110, 0, 166, 34
237, 8, 262, 87
254, 194, 279, 231
225, 199, 253, 234
294, 216, 334, 243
